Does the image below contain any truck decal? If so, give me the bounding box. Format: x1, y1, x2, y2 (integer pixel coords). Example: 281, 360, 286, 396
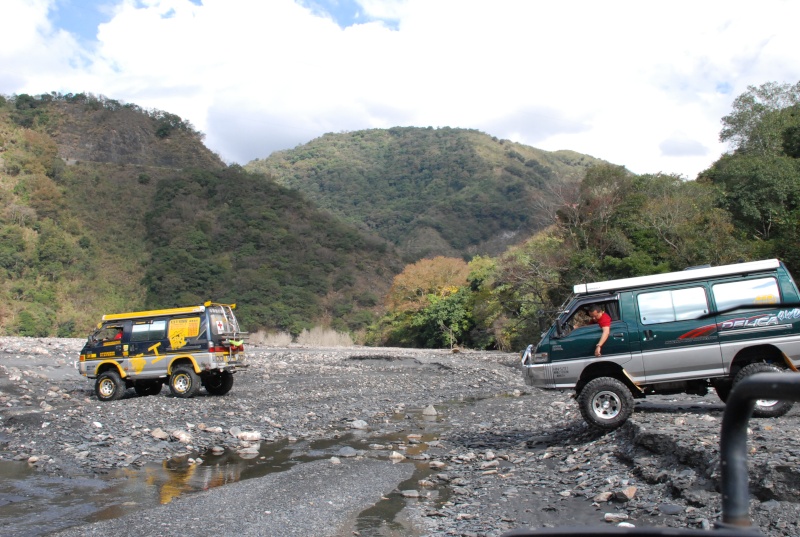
680, 308, 800, 339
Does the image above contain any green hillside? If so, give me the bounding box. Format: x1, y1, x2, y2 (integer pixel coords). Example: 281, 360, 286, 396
246, 127, 607, 261
0, 93, 400, 338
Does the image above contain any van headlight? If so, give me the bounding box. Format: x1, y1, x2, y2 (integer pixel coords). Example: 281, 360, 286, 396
533, 352, 549, 363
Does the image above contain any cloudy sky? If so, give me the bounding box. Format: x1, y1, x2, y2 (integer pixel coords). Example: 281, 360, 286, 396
2, 0, 799, 179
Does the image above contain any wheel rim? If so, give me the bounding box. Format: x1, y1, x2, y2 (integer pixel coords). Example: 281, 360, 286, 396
756, 398, 779, 408
173, 374, 190, 393
591, 390, 621, 419
99, 379, 115, 397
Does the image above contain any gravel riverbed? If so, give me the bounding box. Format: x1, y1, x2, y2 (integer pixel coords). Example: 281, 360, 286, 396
1, 337, 799, 536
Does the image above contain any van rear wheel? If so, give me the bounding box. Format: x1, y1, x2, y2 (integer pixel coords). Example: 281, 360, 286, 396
203, 371, 234, 396
578, 377, 634, 430
733, 362, 794, 418
169, 365, 200, 398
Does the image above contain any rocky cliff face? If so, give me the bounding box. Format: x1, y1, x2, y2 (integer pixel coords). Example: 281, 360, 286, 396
51, 101, 225, 169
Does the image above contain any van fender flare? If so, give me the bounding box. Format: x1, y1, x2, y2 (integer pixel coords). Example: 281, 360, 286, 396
168, 356, 201, 375
781, 351, 800, 372
729, 344, 794, 376
92, 360, 127, 379
576, 362, 644, 396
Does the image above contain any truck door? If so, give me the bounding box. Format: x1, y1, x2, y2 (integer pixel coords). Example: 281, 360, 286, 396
635, 285, 723, 382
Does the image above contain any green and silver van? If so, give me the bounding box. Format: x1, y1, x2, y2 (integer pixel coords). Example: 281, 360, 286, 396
521, 259, 800, 430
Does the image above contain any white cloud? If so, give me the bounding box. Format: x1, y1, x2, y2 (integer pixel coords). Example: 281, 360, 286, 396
2, 0, 800, 179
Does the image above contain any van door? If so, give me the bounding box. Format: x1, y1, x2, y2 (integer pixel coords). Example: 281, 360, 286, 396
550, 298, 634, 365
126, 319, 169, 376
634, 285, 723, 382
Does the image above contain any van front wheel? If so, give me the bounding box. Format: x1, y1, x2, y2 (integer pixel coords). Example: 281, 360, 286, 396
96, 371, 125, 402
170, 365, 200, 398
578, 377, 634, 430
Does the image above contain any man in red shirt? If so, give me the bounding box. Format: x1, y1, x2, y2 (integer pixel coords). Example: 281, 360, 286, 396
587, 304, 611, 357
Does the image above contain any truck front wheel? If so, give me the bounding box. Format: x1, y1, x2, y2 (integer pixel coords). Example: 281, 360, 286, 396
578, 377, 634, 430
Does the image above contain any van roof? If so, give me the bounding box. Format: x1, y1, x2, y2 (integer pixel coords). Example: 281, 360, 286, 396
573, 259, 781, 295
102, 305, 206, 322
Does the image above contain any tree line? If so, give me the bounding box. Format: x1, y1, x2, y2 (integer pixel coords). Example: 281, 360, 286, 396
370, 81, 800, 351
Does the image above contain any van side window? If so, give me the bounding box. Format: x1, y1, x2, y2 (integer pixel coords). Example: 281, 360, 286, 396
638, 287, 708, 325
130, 320, 167, 342
712, 277, 780, 311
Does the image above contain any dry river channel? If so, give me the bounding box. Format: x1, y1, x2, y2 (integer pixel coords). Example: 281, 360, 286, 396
1, 337, 800, 537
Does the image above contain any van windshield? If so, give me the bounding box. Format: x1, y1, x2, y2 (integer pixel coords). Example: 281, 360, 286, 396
90, 325, 123, 343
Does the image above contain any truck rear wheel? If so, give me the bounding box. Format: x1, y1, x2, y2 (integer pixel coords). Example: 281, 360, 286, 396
578, 377, 634, 430
733, 362, 794, 418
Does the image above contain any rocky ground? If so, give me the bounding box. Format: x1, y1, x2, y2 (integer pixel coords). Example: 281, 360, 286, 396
1, 337, 799, 536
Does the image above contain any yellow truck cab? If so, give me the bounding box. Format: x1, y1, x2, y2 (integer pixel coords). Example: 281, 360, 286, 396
77, 302, 247, 401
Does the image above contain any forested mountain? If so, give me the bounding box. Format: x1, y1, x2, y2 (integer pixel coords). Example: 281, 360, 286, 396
3, 81, 797, 350
0, 93, 401, 338
245, 127, 608, 261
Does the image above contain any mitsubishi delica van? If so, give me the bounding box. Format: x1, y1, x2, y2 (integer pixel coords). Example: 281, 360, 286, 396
521, 259, 800, 430
77, 302, 248, 401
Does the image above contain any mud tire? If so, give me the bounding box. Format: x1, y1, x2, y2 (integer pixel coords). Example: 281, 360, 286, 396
95, 371, 125, 402
203, 371, 234, 396
578, 377, 634, 430
169, 365, 200, 398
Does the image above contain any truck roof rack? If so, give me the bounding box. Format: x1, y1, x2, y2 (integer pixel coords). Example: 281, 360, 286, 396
573, 259, 780, 295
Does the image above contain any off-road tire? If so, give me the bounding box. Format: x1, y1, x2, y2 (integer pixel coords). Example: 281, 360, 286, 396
134, 380, 163, 397
169, 365, 201, 398
203, 371, 234, 396
578, 377, 634, 430
95, 371, 125, 402
733, 362, 794, 418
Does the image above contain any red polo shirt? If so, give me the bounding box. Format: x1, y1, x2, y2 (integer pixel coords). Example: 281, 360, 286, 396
593, 312, 611, 328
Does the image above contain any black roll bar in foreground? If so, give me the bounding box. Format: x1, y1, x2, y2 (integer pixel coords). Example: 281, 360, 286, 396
502, 372, 800, 536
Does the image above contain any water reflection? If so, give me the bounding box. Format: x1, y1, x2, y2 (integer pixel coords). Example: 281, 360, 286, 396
0, 405, 451, 536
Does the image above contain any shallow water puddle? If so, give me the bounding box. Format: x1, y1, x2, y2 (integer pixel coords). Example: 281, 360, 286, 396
0, 406, 450, 536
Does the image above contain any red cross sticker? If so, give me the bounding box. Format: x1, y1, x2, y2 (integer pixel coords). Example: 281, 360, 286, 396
216, 320, 224, 332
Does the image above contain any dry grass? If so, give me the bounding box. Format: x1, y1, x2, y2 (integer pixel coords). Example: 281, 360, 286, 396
249, 330, 293, 346
297, 326, 354, 347
248, 327, 354, 347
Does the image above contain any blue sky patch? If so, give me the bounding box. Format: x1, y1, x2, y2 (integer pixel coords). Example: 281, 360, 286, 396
298, 0, 398, 30
51, 0, 110, 43
50, 0, 204, 42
